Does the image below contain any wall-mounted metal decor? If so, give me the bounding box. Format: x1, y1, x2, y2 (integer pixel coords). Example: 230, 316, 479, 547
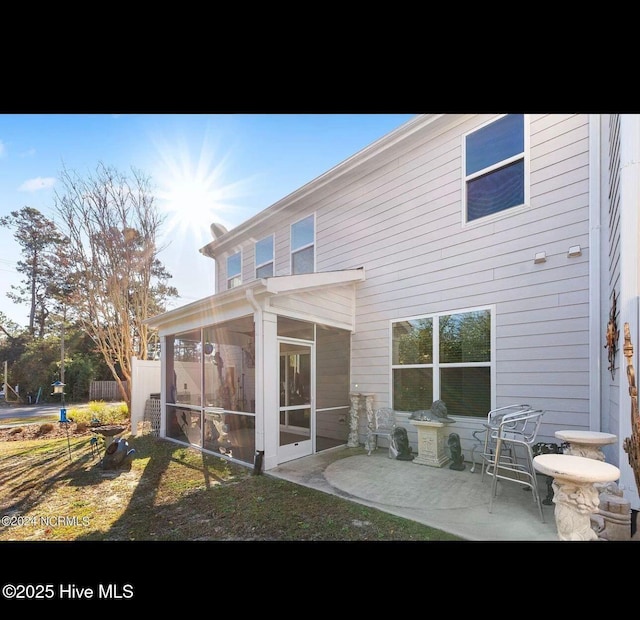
622, 322, 640, 497
605, 291, 619, 379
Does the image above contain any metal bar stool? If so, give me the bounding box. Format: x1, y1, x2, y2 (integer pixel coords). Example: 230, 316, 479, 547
486, 408, 546, 523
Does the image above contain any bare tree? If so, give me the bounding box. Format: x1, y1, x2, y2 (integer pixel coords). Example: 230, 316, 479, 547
53, 162, 178, 412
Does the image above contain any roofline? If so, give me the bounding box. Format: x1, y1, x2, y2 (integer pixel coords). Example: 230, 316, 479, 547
144, 268, 366, 329
143, 281, 264, 328
200, 113, 444, 258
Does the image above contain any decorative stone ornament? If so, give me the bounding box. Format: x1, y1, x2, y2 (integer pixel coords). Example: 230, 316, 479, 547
534, 454, 621, 541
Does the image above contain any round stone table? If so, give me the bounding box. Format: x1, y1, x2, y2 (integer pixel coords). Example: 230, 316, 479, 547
555, 430, 617, 461
533, 453, 620, 541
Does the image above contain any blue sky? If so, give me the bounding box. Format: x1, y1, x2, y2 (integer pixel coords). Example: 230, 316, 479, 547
0, 113, 416, 327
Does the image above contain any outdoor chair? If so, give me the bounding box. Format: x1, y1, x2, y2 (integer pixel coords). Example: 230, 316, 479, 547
484, 408, 546, 522
471, 404, 531, 476
367, 407, 397, 457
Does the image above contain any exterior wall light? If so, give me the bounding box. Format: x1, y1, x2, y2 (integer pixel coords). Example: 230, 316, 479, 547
534, 251, 547, 264
568, 245, 582, 257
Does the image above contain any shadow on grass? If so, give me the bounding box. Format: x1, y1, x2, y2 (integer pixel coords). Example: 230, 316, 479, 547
1, 432, 463, 545
0, 435, 99, 519
72, 434, 250, 541
0, 432, 247, 541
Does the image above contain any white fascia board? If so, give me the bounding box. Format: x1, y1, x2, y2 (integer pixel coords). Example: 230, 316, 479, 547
263, 269, 366, 294
144, 269, 365, 330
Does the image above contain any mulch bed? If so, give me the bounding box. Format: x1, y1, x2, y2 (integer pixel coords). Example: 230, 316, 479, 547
0, 422, 130, 442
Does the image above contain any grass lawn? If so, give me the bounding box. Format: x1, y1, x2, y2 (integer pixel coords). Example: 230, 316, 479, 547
0, 432, 463, 542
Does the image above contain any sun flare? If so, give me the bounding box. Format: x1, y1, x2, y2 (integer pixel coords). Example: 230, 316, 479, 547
151, 130, 251, 248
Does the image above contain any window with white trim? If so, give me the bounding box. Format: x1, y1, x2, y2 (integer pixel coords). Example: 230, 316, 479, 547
464, 114, 526, 223
391, 307, 492, 417
255, 235, 274, 278
226, 252, 241, 289
291, 214, 314, 274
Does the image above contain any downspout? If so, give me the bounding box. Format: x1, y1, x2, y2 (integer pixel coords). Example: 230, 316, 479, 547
589, 114, 602, 431
246, 289, 264, 473
159, 335, 167, 439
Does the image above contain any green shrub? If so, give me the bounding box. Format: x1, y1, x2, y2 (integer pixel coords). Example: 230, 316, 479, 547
67, 401, 129, 426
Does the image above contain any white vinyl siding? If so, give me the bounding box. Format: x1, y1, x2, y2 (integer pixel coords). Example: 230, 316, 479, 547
269, 286, 355, 331
604, 114, 621, 449
312, 113, 590, 450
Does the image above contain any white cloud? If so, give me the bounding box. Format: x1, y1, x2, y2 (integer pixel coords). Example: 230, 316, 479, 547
0, 140, 6, 158
18, 177, 57, 192
19, 148, 36, 158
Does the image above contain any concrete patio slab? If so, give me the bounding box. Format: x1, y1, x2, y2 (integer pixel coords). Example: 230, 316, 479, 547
268, 446, 559, 541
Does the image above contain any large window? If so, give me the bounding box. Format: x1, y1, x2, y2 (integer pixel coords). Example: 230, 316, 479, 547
464, 114, 526, 223
255, 235, 274, 278
291, 214, 314, 274
227, 252, 241, 289
391, 307, 492, 417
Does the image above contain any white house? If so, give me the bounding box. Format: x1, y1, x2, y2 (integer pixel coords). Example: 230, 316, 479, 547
144, 113, 640, 511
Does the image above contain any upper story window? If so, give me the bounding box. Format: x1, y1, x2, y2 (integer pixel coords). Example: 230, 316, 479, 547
226, 251, 241, 289
391, 307, 493, 417
255, 235, 274, 279
464, 114, 526, 223
291, 214, 315, 274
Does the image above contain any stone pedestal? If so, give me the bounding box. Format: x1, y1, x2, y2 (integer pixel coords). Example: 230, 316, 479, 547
533, 454, 621, 541
347, 392, 360, 448
555, 430, 637, 541
555, 430, 617, 461
410, 420, 452, 467
348, 393, 377, 451
361, 394, 376, 453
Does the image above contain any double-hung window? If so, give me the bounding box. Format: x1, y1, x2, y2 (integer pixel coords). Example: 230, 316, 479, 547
255, 235, 274, 279
291, 214, 314, 274
391, 307, 493, 417
226, 252, 241, 289
464, 114, 526, 223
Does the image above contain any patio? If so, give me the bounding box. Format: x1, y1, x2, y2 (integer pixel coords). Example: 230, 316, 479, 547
268, 445, 561, 541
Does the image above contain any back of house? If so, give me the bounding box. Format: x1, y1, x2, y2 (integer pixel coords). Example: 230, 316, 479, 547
145, 113, 640, 510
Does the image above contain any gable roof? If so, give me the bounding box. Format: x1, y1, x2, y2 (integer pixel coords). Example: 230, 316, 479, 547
199, 114, 446, 258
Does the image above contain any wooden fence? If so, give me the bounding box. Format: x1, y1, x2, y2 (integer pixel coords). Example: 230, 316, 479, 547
89, 381, 127, 401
